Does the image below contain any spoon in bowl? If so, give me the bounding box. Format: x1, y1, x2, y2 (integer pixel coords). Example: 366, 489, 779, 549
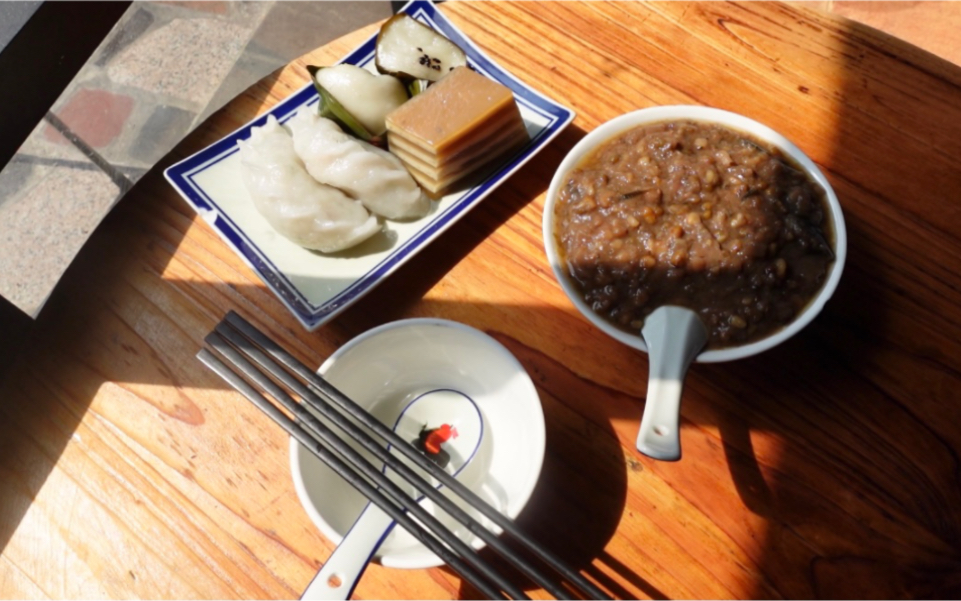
635, 306, 708, 461
302, 388, 484, 600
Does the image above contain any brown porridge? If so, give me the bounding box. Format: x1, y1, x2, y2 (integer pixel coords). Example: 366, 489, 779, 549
554, 120, 835, 348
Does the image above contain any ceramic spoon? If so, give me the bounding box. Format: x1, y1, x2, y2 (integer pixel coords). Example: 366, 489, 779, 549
635, 306, 708, 461
302, 389, 484, 600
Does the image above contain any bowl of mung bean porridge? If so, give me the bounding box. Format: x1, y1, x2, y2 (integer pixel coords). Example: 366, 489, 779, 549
544, 105, 846, 363
543, 106, 847, 460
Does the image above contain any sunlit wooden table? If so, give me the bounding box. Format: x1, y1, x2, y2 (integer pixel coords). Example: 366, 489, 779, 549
3, 2, 961, 598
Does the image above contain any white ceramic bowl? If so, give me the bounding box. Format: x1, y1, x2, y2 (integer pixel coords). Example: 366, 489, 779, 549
290, 319, 545, 569
543, 105, 847, 363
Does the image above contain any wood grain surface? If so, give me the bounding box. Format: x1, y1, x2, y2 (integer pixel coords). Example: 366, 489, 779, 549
3, 2, 961, 599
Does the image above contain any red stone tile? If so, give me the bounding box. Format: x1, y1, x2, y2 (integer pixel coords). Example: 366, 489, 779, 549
44, 88, 135, 149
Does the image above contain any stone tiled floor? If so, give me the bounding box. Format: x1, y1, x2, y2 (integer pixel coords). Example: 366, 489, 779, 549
0, 1, 392, 318
0, 2, 41, 52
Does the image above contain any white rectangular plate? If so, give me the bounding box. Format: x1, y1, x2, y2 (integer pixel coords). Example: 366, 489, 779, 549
164, 0, 574, 330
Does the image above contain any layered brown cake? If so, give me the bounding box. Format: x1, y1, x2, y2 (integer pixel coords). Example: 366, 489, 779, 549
385, 67, 529, 198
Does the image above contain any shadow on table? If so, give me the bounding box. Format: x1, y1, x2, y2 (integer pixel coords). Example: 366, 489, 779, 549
0, 115, 660, 598
717, 3, 961, 599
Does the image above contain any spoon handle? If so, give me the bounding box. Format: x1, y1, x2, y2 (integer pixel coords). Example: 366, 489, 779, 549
636, 306, 707, 461
301, 503, 395, 600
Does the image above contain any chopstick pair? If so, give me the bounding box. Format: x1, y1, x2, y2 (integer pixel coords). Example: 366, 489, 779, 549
199, 311, 610, 600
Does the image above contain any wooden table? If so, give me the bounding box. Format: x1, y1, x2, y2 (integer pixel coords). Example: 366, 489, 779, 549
3, 2, 961, 598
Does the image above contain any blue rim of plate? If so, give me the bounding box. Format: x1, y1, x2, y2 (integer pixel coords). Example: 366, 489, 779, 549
164, 0, 575, 330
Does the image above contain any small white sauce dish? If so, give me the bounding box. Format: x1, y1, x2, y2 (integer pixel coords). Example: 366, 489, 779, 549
290, 318, 545, 569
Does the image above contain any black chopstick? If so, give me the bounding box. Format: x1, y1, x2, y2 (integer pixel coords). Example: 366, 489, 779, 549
203, 331, 529, 600
197, 346, 514, 601
217, 319, 579, 600
222, 311, 610, 600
